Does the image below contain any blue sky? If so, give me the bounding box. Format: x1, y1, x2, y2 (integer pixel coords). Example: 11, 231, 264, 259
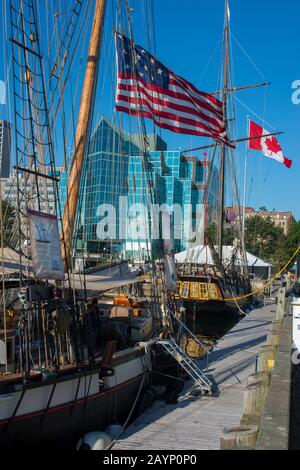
149, 0, 300, 219
1, 0, 299, 219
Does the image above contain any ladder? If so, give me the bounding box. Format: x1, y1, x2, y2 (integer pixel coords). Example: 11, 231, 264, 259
158, 337, 213, 394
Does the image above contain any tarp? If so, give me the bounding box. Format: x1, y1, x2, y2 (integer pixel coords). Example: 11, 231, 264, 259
27, 209, 64, 280
175, 245, 274, 268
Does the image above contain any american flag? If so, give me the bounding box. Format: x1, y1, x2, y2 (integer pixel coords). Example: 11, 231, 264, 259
115, 33, 231, 146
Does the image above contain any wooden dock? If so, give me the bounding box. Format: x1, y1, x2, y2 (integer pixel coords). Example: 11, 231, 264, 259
114, 301, 275, 450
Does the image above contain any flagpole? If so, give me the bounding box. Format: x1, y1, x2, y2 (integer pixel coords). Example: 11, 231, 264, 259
181, 131, 283, 154
242, 117, 250, 238
218, 0, 230, 263
61, 0, 106, 270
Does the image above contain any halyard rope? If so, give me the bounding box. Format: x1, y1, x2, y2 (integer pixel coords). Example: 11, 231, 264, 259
222, 244, 300, 302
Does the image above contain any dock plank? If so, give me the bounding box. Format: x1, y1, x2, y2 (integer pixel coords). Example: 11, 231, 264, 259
114, 302, 275, 450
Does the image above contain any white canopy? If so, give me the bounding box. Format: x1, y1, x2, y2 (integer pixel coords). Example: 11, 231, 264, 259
175, 245, 274, 268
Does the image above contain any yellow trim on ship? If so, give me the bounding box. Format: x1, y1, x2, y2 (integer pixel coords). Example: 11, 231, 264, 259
177, 281, 223, 301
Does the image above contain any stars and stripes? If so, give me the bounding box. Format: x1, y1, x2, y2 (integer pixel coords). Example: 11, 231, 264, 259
115, 33, 231, 146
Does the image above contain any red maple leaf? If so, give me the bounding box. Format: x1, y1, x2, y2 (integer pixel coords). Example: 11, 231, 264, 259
265, 136, 282, 154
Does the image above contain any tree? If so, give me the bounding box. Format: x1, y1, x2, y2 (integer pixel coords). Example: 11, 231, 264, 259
223, 226, 235, 245
207, 223, 237, 246
207, 222, 217, 245
207, 215, 299, 272
244, 215, 285, 266
282, 220, 300, 267
0, 199, 15, 246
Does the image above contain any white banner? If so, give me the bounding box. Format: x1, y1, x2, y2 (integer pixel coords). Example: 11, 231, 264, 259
28, 209, 64, 280
0, 340, 6, 365
164, 252, 177, 292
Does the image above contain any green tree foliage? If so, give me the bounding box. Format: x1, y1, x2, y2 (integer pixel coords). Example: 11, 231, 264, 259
207, 223, 235, 246
207, 216, 299, 271
244, 215, 285, 266
223, 226, 235, 245
0, 199, 15, 245
284, 220, 300, 261
207, 222, 217, 245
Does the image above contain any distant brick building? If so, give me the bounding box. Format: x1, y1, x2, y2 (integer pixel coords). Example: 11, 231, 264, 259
256, 210, 293, 235
226, 206, 293, 235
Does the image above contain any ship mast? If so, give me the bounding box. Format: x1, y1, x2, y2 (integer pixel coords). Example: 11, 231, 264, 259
217, 0, 230, 263
61, 0, 106, 269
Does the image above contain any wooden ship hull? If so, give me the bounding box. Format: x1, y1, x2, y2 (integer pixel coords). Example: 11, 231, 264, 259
0, 341, 181, 450
0, 346, 145, 449
177, 275, 251, 316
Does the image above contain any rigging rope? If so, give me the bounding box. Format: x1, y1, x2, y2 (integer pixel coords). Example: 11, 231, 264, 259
222, 244, 300, 302
105, 358, 147, 450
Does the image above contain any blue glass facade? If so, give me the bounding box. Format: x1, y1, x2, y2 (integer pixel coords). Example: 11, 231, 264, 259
58, 117, 218, 260
83, 118, 141, 255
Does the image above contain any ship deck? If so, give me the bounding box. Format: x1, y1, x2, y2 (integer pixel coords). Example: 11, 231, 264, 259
0, 248, 143, 296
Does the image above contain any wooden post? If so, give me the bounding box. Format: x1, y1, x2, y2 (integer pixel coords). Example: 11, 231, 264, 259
276, 287, 286, 321
259, 345, 276, 372
271, 320, 283, 329
217, 0, 230, 261
61, 0, 106, 269
240, 372, 271, 426
240, 373, 270, 426
247, 371, 270, 386
255, 315, 292, 450
267, 329, 281, 347
243, 380, 269, 416
220, 425, 259, 450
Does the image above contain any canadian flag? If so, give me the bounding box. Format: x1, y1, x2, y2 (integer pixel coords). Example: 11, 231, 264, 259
248, 120, 292, 169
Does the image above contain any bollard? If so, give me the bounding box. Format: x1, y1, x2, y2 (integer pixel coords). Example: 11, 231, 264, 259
275, 287, 286, 321
240, 372, 270, 426
247, 371, 270, 386
240, 414, 261, 426
259, 345, 277, 372
271, 320, 283, 330
243, 380, 269, 416
267, 330, 281, 347
220, 425, 259, 450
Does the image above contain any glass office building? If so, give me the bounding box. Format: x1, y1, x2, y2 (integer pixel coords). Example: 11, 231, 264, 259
58, 116, 218, 261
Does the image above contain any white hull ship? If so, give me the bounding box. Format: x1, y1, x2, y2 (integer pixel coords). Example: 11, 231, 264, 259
0, 0, 183, 450
0, 346, 150, 449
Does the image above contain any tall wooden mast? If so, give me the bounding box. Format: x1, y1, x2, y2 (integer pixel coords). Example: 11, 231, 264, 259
217, 0, 230, 262
61, 0, 106, 269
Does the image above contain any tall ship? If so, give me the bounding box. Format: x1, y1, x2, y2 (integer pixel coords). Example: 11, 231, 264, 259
0, 0, 286, 450
175, 1, 265, 316
0, 0, 200, 450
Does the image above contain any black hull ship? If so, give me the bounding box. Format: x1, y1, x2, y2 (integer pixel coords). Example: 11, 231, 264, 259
175, 2, 256, 316
177, 274, 250, 316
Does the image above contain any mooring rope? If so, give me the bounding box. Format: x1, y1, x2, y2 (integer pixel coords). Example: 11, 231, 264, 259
222, 244, 300, 302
